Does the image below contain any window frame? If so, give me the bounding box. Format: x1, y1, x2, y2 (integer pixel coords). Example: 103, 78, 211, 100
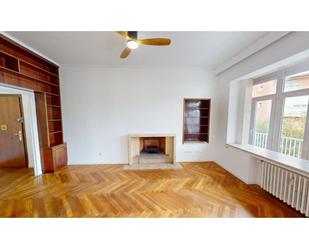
249, 72, 278, 149
250, 97, 276, 149
249, 61, 309, 160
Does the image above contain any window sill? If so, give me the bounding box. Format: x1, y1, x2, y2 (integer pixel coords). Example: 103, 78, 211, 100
227, 143, 309, 176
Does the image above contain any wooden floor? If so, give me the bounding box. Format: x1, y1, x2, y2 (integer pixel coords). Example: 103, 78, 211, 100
0, 162, 304, 217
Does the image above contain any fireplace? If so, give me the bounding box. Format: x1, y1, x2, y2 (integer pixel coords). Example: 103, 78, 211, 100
140, 137, 165, 154
128, 134, 175, 165
144, 146, 160, 154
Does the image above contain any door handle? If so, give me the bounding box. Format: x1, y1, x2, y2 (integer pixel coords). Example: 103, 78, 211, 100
16, 117, 24, 123
13, 130, 23, 142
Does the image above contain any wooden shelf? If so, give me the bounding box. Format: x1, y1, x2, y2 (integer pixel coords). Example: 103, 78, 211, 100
184, 139, 208, 142
0, 50, 19, 60
46, 94, 60, 106
45, 92, 60, 97
49, 143, 64, 147
18, 70, 59, 87
49, 131, 63, 147
47, 105, 61, 108
49, 130, 62, 134
183, 98, 211, 143
0, 51, 19, 72
48, 119, 62, 122
0, 50, 59, 89
0, 51, 59, 87
19, 59, 59, 77
0, 66, 59, 87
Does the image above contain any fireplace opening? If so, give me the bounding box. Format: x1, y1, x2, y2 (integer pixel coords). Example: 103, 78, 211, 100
140, 137, 166, 155
144, 145, 160, 154
128, 134, 175, 165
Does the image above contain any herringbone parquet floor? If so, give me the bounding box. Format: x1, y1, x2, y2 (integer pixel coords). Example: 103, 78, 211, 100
0, 162, 303, 217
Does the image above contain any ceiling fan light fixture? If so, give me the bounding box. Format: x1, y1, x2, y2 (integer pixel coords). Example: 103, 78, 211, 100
127, 40, 139, 50
117, 31, 171, 59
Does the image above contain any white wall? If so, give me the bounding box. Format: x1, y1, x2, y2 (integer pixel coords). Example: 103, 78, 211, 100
214, 32, 309, 184
60, 32, 309, 183
60, 67, 216, 164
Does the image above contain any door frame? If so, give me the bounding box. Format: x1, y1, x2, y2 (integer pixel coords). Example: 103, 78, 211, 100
0, 83, 42, 175
0, 94, 29, 167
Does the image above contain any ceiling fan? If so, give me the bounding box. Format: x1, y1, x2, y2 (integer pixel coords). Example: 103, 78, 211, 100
117, 31, 171, 59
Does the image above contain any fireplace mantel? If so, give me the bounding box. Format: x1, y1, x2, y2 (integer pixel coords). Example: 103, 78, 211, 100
128, 134, 176, 165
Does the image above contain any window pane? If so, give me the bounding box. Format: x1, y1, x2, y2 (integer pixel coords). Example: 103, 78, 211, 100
280, 96, 309, 158
252, 80, 277, 98
284, 71, 309, 92
253, 99, 272, 148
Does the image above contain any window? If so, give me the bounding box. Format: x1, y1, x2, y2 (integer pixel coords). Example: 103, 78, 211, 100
250, 78, 276, 149
284, 71, 309, 92
183, 99, 210, 143
249, 61, 309, 160
280, 96, 309, 158
252, 99, 272, 148
252, 79, 277, 98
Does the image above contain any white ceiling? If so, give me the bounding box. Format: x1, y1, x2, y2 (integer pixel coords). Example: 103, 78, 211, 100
7, 31, 267, 68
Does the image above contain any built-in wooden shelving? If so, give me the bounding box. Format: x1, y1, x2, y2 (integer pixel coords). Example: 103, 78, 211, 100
47, 105, 61, 108
49, 131, 62, 134
19, 59, 59, 77
0, 51, 19, 72
0, 34, 66, 173
183, 98, 211, 143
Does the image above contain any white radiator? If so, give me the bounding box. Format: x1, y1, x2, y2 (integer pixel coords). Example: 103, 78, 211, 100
259, 161, 309, 217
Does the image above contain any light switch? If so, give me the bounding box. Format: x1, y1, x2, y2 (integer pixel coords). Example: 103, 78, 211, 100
0, 124, 8, 131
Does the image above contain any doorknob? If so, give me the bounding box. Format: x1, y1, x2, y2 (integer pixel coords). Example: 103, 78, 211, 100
16, 117, 24, 123
13, 130, 23, 142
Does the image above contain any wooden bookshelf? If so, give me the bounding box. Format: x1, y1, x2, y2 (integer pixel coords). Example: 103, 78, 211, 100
0, 51, 19, 71
0, 34, 67, 173
35, 91, 66, 173
183, 98, 211, 143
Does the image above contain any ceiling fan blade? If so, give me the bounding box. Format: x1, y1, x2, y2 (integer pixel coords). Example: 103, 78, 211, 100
120, 47, 131, 59
117, 31, 130, 40
138, 38, 171, 46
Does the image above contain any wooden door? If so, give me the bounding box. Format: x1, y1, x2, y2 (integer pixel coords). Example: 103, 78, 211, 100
0, 95, 27, 168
